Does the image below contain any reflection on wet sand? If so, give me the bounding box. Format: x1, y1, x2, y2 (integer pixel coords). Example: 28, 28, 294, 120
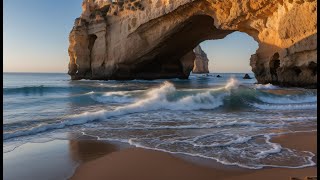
69, 139, 120, 163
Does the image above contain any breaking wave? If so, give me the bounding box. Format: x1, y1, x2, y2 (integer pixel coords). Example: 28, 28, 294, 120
3, 79, 238, 140
3, 78, 317, 141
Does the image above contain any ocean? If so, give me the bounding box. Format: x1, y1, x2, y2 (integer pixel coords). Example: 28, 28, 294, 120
3, 72, 317, 169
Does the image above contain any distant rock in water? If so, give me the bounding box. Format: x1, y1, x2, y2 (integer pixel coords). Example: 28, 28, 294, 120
243, 74, 252, 79
192, 45, 209, 74
216, 75, 222, 78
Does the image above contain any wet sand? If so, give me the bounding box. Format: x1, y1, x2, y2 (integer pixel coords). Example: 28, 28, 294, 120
260, 89, 308, 95
271, 131, 317, 154
4, 140, 78, 180
71, 132, 317, 180
3, 136, 126, 180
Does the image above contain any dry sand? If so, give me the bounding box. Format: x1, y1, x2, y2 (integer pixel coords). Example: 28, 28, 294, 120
70, 132, 317, 180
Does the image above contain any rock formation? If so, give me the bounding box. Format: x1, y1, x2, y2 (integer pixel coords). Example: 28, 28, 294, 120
68, 0, 317, 87
243, 73, 252, 79
192, 45, 209, 74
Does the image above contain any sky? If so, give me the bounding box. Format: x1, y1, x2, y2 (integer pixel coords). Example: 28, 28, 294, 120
201, 33, 258, 73
3, 0, 258, 73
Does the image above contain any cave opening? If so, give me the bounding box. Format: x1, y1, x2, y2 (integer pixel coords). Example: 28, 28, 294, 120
88, 34, 97, 58
293, 66, 302, 76
88, 34, 98, 76
308, 61, 317, 76
269, 52, 280, 82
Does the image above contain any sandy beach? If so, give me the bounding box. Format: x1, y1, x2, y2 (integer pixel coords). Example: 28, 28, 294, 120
70, 132, 317, 180
3, 129, 316, 180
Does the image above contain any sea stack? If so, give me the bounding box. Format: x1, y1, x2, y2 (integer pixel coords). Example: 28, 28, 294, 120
243, 74, 252, 79
68, 0, 317, 88
192, 45, 209, 74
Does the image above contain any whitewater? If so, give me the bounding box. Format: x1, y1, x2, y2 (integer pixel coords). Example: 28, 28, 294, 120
3, 73, 317, 169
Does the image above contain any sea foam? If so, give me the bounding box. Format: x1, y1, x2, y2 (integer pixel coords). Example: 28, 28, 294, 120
255, 83, 279, 89
250, 103, 317, 110
258, 94, 317, 104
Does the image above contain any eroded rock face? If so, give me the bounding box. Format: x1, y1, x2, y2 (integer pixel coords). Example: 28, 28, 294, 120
192, 45, 209, 74
68, 0, 317, 87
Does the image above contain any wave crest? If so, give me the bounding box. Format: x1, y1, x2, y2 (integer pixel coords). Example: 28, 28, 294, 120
255, 83, 279, 89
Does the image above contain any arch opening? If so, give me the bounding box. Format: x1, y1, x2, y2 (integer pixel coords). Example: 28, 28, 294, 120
197, 32, 259, 74
114, 15, 233, 80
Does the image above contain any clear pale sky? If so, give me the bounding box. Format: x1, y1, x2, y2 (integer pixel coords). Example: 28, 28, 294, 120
4, 0, 258, 73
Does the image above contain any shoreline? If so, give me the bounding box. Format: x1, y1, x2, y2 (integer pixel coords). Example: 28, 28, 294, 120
3, 131, 316, 180
4, 131, 317, 180
70, 131, 317, 180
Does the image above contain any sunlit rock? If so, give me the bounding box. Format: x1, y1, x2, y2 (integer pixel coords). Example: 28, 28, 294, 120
68, 0, 317, 87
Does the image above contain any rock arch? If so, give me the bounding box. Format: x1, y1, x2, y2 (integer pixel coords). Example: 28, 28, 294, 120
68, 0, 317, 87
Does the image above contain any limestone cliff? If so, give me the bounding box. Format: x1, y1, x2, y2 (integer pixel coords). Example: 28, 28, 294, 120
192, 45, 209, 74
68, 0, 317, 87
